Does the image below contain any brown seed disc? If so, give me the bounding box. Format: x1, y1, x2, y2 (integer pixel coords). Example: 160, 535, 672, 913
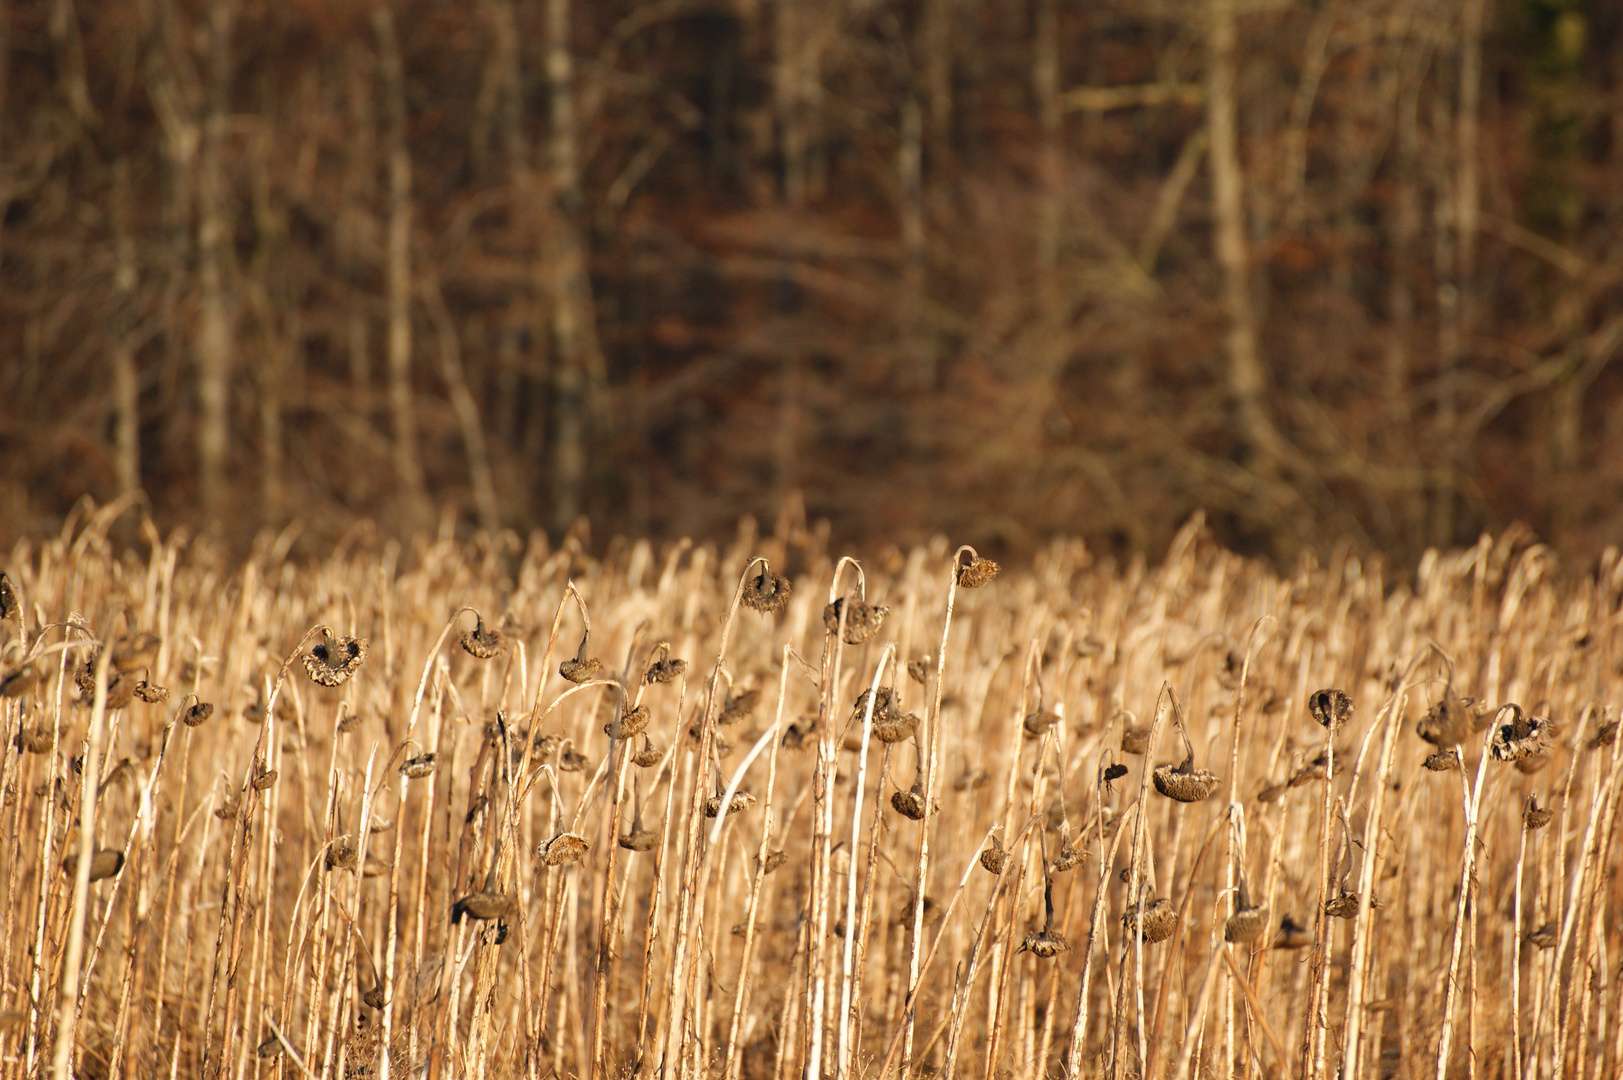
906, 658, 930, 684
0, 664, 41, 698
1491, 706, 1553, 762
0, 571, 16, 620
1224, 905, 1271, 943
1514, 752, 1550, 775
135, 680, 169, 704
304, 630, 369, 687
252, 768, 279, 791
215, 796, 240, 821
979, 841, 1007, 876
1307, 688, 1353, 731
741, 569, 793, 614
257, 1036, 283, 1059
326, 837, 358, 871
540, 832, 591, 866
560, 747, 589, 772
1324, 890, 1378, 919
1590, 722, 1618, 749
1121, 727, 1149, 755
1256, 782, 1287, 803
955, 556, 1000, 589
1153, 763, 1220, 803
758, 849, 789, 875
363, 985, 387, 1010
182, 701, 215, 727
1051, 844, 1083, 873
18, 726, 53, 753
1122, 898, 1177, 943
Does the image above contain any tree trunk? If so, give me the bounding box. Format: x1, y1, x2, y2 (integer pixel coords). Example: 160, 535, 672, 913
374, 0, 425, 522
196, 0, 235, 515
545, 0, 607, 532
111, 157, 141, 498
1204, 0, 1275, 469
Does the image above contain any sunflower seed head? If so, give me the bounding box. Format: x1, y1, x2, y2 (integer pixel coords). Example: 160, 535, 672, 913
823, 596, 888, 645
1523, 796, 1553, 830
955, 555, 1000, 588
741, 568, 793, 614
303, 628, 368, 687
458, 612, 507, 659
1122, 897, 1177, 942
539, 832, 591, 866
1307, 688, 1352, 731
1017, 927, 1070, 957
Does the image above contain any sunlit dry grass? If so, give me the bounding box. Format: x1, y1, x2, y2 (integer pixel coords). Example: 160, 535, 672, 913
1, 500, 1620, 1080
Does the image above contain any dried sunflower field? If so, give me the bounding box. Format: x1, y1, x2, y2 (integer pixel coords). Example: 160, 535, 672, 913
1, 503, 1620, 1080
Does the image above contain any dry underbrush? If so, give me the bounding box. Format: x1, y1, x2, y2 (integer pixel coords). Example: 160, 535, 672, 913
0, 503, 1620, 1080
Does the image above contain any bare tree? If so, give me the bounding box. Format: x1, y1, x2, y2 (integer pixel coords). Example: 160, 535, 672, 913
196, 0, 236, 514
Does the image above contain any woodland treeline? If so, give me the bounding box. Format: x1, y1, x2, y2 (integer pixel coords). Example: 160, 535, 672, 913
1, 0, 1621, 563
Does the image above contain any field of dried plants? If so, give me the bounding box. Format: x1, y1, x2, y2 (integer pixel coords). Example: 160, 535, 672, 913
1, 500, 1620, 1080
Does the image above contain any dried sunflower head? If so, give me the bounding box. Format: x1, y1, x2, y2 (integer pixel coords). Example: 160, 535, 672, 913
891, 784, 929, 821
400, 753, 438, 779
326, 836, 359, 872
1523, 796, 1553, 830
1153, 755, 1220, 803
906, 658, 931, 684
1324, 889, 1378, 919
1121, 897, 1177, 943
1307, 688, 1352, 731
1120, 725, 1149, 756
705, 790, 756, 818
631, 737, 663, 768
559, 744, 589, 772
458, 612, 507, 659
741, 567, 793, 614
604, 704, 651, 740
955, 554, 1000, 589
539, 832, 591, 866
1490, 705, 1553, 763
251, 763, 279, 791
182, 700, 214, 727
1417, 693, 1491, 748
1590, 721, 1618, 750
61, 848, 125, 882
0, 571, 17, 621
17, 724, 53, 753
823, 596, 889, 645
1422, 750, 1461, 773
1224, 903, 1271, 944
644, 656, 688, 684
979, 835, 1007, 875
451, 891, 515, 923
135, 680, 169, 704
1017, 927, 1070, 957
304, 628, 368, 687
720, 687, 761, 726
758, 849, 789, 875
1023, 711, 1061, 739
1524, 922, 1558, 950
1050, 842, 1083, 874
559, 656, 603, 684
1273, 915, 1312, 949
0, 663, 41, 698
619, 823, 660, 852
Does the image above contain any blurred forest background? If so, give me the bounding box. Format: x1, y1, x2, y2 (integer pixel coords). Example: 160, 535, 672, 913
2, 0, 1622, 565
